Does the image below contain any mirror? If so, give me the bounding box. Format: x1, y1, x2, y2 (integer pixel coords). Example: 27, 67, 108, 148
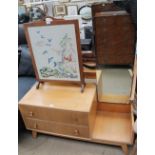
97, 68, 132, 104
78, 5, 92, 20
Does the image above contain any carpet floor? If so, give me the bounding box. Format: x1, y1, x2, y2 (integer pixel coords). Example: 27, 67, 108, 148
19, 131, 132, 155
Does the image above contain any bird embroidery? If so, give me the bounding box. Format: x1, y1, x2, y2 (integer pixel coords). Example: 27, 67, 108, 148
48, 57, 54, 64
42, 50, 48, 55
64, 54, 72, 62
36, 31, 40, 34
47, 39, 52, 43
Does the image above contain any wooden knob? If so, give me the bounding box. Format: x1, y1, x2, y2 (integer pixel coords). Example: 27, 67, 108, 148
29, 112, 33, 117
74, 129, 79, 136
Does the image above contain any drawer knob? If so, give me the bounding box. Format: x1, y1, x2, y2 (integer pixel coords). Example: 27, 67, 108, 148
74, 129, 79, 136
29, 112, 33, 117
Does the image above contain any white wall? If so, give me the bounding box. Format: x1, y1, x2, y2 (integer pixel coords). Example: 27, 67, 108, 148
24, 0, 109, 16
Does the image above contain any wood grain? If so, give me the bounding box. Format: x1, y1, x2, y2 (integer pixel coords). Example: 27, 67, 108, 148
97, 102, 131, 113
20, 105, 89, 126
92, 111, 133, 144
130, 55, 137, 101
93, 10, 136, 65
19, 80, 134, 155
19, 82, 96, 112
25, 118, 90, 138
88, 94, 97, 136
121, 144, 129, 155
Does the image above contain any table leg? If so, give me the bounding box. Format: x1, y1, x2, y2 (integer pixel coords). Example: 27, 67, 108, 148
32, 131, 37, 138
121, 144, 128, 155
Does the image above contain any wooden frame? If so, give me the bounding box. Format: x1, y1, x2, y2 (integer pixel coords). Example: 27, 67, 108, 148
53, 5, 66, 17
96, 68, 133, 104
67, 5, 78, 16
130, 55, 137, 101
24, 17, 85, 91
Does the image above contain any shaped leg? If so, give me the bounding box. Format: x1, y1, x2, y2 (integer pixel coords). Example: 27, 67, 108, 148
32, 131, 37, 138
121, 144, 128, 155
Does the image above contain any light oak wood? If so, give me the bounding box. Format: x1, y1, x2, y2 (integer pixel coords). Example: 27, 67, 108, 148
130, 139, 137, 155
20, 105, 89, 126
97, 102, 131, 113
88, 94, 97, 135
25, 118, 89, 138
130, 55, 137, 101
19, 82, 96, 112
32, 131, 37, 138
130, 105, 135, 143
83, 66, 96, 79
121, 144, 129, 155
96, 70, 103, 101
98, 94, 130, 104
92, 111, 133, 144
19, 82, 134, 155
19, 82, 97, 137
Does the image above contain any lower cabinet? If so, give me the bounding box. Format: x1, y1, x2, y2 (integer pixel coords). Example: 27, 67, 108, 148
19, 82, 134, 155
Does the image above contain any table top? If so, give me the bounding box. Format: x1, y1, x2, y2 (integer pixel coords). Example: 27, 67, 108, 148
19, 82, 96, 112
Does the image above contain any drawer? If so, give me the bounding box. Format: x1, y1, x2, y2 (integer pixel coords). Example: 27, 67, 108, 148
95, 15, 132, 27
97, 54, 134, 65
24, 118, 90, 138
97, 45, 135, 56
96, 25, 133, 37
95, 35, 135, 48
19, 105, 89, 126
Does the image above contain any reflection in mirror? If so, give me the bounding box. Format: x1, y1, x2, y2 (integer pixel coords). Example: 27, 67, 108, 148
97, 68, 132, 104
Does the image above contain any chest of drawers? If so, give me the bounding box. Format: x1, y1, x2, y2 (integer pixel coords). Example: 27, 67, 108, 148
19, 80, 134, 155
19, 82, 97, 139
93, 10, 136, 66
